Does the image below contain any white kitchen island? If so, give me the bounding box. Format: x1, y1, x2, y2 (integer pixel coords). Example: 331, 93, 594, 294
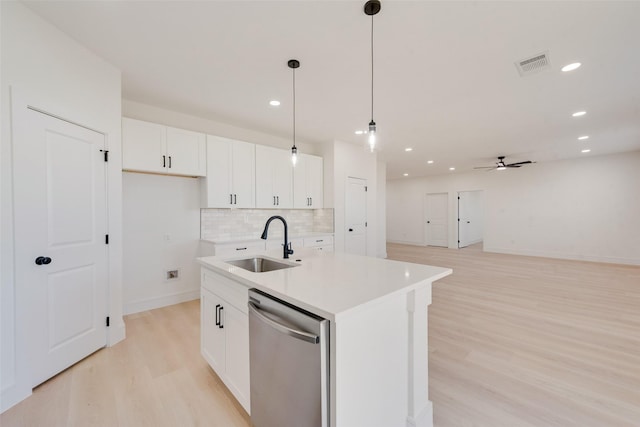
198, 248, 451, 427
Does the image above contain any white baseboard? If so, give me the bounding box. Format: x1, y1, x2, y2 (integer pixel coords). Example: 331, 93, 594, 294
123, 289, 200, 315
406, 401, 433, 427
387, 239, 425, 246
483, 246, 640, 266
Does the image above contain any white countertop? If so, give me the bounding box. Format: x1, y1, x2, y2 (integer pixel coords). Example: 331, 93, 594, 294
197, 248, 451, 322
202, 232, 333, 245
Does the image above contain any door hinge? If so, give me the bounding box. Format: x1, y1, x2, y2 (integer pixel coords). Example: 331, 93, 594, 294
100, 150, 109, 162
365, 222, 368, 227
365, 186, 368, 192
105, 234, 109, 244
106, 316, 110, 327
458, 196, 460, 200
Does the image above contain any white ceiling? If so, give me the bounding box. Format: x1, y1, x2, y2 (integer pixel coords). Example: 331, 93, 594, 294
24, 0, 640, 179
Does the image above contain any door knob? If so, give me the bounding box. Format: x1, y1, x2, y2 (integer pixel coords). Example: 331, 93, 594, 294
35, 256, 52, 265
427, 221, 430, 224
348, 228, 353, 232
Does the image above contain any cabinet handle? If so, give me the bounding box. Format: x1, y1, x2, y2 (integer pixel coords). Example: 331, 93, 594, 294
163, 155, 166, 168
168, 156, 172, 168
215, 304, 221, 326
230, 194, 233, 205
273, 196, 276, 206
218, 306, 224, 329
236, 247, 247, 251
233, 194, 237, 205
316, 240, 323, 243
310, 197, 312, 206
276, 196, 279, 205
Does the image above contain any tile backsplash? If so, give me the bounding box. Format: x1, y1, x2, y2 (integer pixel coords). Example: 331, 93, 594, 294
201, 208, 334, 241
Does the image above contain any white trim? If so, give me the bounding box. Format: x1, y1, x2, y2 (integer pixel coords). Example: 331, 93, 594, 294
387, 239, 425, 246
406, 401, 433, 427
484, 246, 640, 266
123, 290, 201, 315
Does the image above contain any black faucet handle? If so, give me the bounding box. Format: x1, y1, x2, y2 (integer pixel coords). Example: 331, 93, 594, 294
286, 242, 294, 255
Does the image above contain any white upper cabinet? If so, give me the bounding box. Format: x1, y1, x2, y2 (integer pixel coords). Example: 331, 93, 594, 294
255, 145, 293, 209
203, 135, 255, 208
293, 153, 324, 209
122, 118, 206, 177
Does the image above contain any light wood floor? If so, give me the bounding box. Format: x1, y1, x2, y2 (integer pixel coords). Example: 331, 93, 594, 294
2, 244, 639, 426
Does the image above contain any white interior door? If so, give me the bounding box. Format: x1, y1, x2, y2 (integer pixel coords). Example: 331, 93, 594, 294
345, 177, 367, 255
13, 106, 108, 387
425, 193, 448, 247
458, 191, 484, 248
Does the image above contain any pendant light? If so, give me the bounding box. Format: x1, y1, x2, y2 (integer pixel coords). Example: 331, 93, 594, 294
364, 0, 381, 152
288, 59, 300, 166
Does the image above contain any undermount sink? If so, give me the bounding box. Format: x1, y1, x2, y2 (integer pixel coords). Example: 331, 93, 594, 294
226, 257, 298, 273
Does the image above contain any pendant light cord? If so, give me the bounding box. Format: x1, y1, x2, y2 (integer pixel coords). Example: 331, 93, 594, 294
293, 66, 296, 148
370, 13, 374, 121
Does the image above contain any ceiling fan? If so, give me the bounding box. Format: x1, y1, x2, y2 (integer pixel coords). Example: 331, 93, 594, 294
474, 156, 535, 171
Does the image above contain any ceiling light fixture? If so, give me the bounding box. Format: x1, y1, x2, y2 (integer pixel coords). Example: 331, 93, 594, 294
449, 167, 455, 171
578, 135, 589, 140
364, 0, 381, 153
572, 111, 586, 117
403, 173, 409, 177
405, 147, 413, 152
581, 149, 591, 153
427, 160, 434, 164
288, 59, 300, 166
561, 62, 581, 72
269, 100, 281, 106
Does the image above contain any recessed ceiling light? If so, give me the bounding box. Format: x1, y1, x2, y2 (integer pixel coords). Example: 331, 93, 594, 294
581, 149, 591, 153
427, 160, 434, 164
572, 111, 586, 117
355, 130, 364, 135
269, 100, 280, 106
561, 62, 581, 72
403, 173, 409, 177
405, 148, 413, 152
449, 167, 455, 171
578, 136, 589, 140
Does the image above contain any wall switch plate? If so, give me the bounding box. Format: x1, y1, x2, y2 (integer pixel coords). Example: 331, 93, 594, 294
166, 269, 179, 280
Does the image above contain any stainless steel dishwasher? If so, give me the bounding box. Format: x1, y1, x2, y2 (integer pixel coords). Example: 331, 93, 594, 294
248, 289, 329, 427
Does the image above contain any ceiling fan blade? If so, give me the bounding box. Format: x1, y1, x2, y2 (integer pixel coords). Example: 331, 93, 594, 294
506, 165, 521, 168
506, 161, 533, 166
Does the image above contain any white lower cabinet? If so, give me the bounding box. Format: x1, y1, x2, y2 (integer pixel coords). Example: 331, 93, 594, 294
201, 270, 250, 412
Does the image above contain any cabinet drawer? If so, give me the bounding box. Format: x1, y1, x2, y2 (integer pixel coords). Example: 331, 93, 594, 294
303, 236, 334, 248
202, 269, 249, 313
214, 241, 265, 257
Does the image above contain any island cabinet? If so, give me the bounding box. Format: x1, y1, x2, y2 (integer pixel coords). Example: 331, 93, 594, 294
201, 135, 255, 208
255, 145, 293, 208
122, 117, 206, 177
199, 251, 451, 427
201, 269, 251, 412
293, 153, 324, 209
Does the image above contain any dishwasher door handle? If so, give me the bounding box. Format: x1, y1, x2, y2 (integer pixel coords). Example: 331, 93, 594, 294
248, 301, 319, 344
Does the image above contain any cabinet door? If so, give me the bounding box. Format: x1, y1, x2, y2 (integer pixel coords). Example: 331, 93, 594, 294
293, 154, 309, 209
204, 135, 233, 208
307, 155, 324, 208
224, 303, 251, 412
201, 288, 225, 374
166, 126, 206, 176
231, 140, 255, 208
271, 148, 293, 208
255, 145, 275, 208
122, 118, 166, 173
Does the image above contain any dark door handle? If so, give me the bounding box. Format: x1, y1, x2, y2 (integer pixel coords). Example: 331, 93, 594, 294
35, 256, 52, 265
215, 304, 220, 326
163, 155, 166, 167
427, 221, 430, 224
467, 221, 471, 223
348, 228, 353, 232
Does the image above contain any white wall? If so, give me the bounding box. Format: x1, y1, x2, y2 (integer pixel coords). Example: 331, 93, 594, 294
1, 1, 123, 411
122, 173, 201, 314
377, 161, 387, 258
324, 140, 380, 256
387, 151, 640, 265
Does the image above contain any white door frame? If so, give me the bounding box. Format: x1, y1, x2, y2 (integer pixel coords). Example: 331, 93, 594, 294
457, 190, 484, 249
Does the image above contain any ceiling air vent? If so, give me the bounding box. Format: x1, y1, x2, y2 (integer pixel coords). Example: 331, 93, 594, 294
515, 51, 550, 76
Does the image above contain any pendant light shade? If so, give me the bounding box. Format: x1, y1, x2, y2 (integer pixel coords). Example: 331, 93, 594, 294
288, 59, 300, 166
364, 0, 380, 153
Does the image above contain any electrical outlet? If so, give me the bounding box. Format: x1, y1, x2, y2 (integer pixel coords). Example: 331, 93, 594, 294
166, 269, 179, 280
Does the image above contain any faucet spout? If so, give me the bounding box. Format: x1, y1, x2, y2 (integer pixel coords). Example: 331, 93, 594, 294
260, 215, 294, 259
